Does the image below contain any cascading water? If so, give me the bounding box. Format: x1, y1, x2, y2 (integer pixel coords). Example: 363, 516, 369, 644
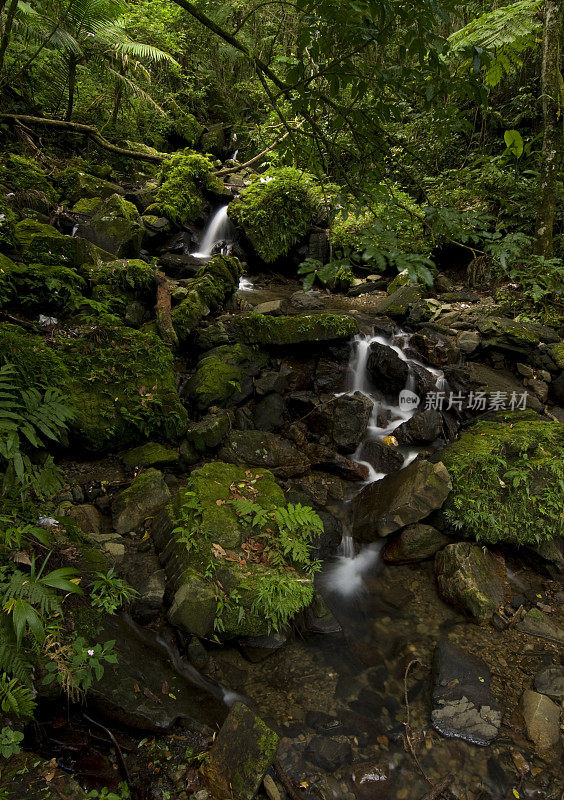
192, 205, 232, 258
324, 328, 445, 595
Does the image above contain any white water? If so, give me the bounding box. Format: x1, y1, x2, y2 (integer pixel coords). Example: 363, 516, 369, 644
192, 205, 232, 258
323, 542, 384, 597
238, 276, 254, 291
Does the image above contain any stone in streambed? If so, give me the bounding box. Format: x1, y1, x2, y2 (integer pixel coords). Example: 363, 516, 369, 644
305, 443, 369, 482
521, 690, 560, 752
121, 442, 180, 470
431, 640, 501, 746
394, 409, 443, 444
352, 459, 451, 539
253, 392, 285, 431
219, 430, 309, 478
534, 666, 564, 703
383, 524, 450, 564
186, 410, 230, 452
376, 284, 422, 318
409, 329, 459, 367
112, 468, 170, 534
232, 312, 358, 345
358, 438, 405, 474
516, 608, 564, 645
366, 342, 409, 393
201, 703, 279, 800
309, 392, 373, 452
435, 543, 505, 624
304, 736, 353, 771
186, 343, 268, 411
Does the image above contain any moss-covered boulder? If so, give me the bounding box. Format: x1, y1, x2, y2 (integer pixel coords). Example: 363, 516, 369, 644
441, 414, 564, 546
145, 149, 217, 224
72, 197, 103, 215
376, 284, 423, 318
0, 259, 86, 315
88, 258, 156, 317
435, 542, 505, 624
58, 167, 124, 205
476, 316, 559, 356
231, 312, 358, 346
186, 410, 230, 453
201, 702, 279, 800
152, 462, 320, 639
14, 219, 114, 268
76, 194, 143, 258
0, 153, 59, 206
121, 442, 180, 469
219, 430, 310, 478
228, 167, 326, 263
112, 468, 171, 534
187, 343, 268, 411
171, 255, 242, 343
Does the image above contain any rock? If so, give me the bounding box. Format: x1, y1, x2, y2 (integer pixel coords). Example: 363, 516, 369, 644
254, 371, 288, 396
352, 460, 451, 540
263, 775, 281, 800
467, 362, 543, 412
431, 641, 501, 746
304, 737, 353, 770
303, 592, 342, 635
122, 442, 180, 470
552, 372, 564, 405
1, 753, 89, 799
219, 430, 309, 478
152, 463, 317, 639
383, 524, 450, 564
290, 290, 325, 310
67, 504, 106, 537
60, 168, 124, 204
239, 630, 289, 663
409, 329, 459, 367
358, 438, 405, 474
201, 703, 279, 800
394, 409, 443, 444
435, 543, 504, 624
476, 316, 559, 356
310, 393, 373, 452
232, 313, 358, 345
253, 393, 285, 431
76, 194, 143, 258
375, 284, 422, 318
186, 410, 231, 452
136, 569, 166, 610
534, 666, 564, 703
253, 300, 285, 315
187, 343, 268, 411
440, 415, 564, 546
305, 443, 369, 481
516, 608, 564, 645
366, 342, 409, 393
112, 469, 171, 535
159, 253, 202, 277
14, 219, 113, 268
521, 690, 560, 752
457, 330, 481, 354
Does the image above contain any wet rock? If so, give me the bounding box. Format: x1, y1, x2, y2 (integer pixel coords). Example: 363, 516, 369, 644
394, 409, 443, 444
358, 439, 405, 474
366, 342, 409, 393
136, 568, 166, 610
409, 329, 459, 367
466, 362, 543, 412
304, 736, 353, 771
435, 543, 504, 624
375, 284, 422, 318
310, 392, 373, 452
551, 371, 564, 405
233, 312, 358, 345
121, 442, 180, 470
263, 775, 281, 800
302, 592, 342, 634
431, 640, 501, 746
186, 410, 231, 453
1, 753, 89, 799
253, 299, 285, 315
253, 392, 285, 431
383, 524, 450, 564
67, 503, 106, 537
352, 459, 451, 539
305, 443, 369, 481
201, 702, 279, 800
516, 608, 564, 645
411, 362, 438, 399
186, 343, 269, 411
290, 471, 352, 505
254, 370, 288, 396
521, 690, 560, 752
476, 316, 558, 356
159, 253, 202, 277
239, 630, 289, 663
219, 430, 309, 477
112, 469, 171, 535
534, 666, 564, 703
457, 330, 481, 354
289, 290, 325, 310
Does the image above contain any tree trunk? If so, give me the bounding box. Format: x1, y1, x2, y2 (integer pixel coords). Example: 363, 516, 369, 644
533, 0, 563, 257
111, 59, 125, 126
66, 55, 77, 122
0, 0, 19, 76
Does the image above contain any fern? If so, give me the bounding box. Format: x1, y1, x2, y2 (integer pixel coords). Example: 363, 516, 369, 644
0, 618, 32, 684
0, 673, 36, 719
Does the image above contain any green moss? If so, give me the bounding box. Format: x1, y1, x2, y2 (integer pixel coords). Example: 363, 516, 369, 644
0, 323, 68, 388
14, 219, 113, 268
0, 194, 17, 247
147, 149, 216, 224
188, 343, 268, 411
57, 167, 123, 205
233, 312, 358, 345
122, 442, 180, 469
72, 197, 103, 215
441, 414, 564, 546
90, 258, 156, 301
228, 167, 326, 263
0, 261, 86, 315
550, 342, 564, 369
0, 154, 58, 204
97, 193, 139, 222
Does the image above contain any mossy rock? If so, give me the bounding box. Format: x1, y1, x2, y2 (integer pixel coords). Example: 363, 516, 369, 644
112, 468, 171, 534
146, 149, 216, 225
72, 197, 103, 215
14, 219, 114, 268
232, 312, 358, 345
186, 410, 230, 453
121, 442, 180, 469
227, 167, 326, 263
171, 255, 242, 343
0, 322, 69, 388
548, 342, 564, 370
187, 343, 268, 411
0, 153, 59, 205
0, 260, 86, 315
58, 167, 124, 205
476, 316, 559, 353
77, 195, 144, 258
441, 413, 564, 546
376, 284, 423, 318
435, 542, 505, 624
152, 462, 317, 639
88, 258, 156, 315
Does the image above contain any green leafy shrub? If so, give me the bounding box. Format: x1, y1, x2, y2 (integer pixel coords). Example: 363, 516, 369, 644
0, 726, 23, 757
90, 568, 138, 614
43, 635, 117, 700
297, 257, 354, 291
0, 262, 86, 315
0, 155, 58, 206
0, 198, 17, 249
146, 149, 216, 224
228, 167, 326, 263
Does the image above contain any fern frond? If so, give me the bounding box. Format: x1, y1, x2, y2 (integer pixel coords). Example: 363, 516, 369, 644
0, 673, 36, 718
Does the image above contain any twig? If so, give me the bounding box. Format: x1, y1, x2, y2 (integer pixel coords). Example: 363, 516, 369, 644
215, 131, 290, 176
418, 775, 454, 800
82, 712, 131, 787
273, 759, 302, 800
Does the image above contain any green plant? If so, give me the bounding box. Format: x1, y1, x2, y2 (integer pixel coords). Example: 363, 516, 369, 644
0, 726, 23, 758
88, 785, 131, 800
90, 568, 138, 614
147, 149, 216, 224
297, 257, 354, 292
43, 635, 117, 700
0, 363, 75, 499
0, 516, 53, 551
0, 672, 36, 718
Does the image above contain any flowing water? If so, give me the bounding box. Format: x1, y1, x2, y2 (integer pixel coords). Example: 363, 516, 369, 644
192, 204, 233, 258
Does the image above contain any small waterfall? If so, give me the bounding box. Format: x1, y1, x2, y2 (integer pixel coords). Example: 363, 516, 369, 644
231, 149, 239, 161
238, 276, 254, 291
192, 205, 232, 258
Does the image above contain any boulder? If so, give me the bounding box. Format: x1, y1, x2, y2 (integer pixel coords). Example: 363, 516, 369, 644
476, 316, 559, 356
232, 313, 358, 346
66, 504, 106, 537
186, 410, 231, 452
431, 641, 501, 746
516, 608, 564, 645
409, 329, 459, 367
59, 168, 124, 204
435, 543, 505, 624
383, 524, 450, 564
305, 443, 369, 482
466, 362, 543, 412
219, 430, 309, 478
310, 393, 373, 452
457, 330, 481, 354
14, 219, 113, 268
290, 290, 325, 310
121, 442, 180, 470
366, 342, 409, 393
352, 460, 451, 539
112, 469, 171, 535
201, 703, 279, 800
304, 737, 353, 771
358, 439, 405, 474
187, 343, 269, 411
253, 392, 285, 431
253, 299, 285, 315
534, 666, 564, 703
521, 690, 560, 752
394, 409, 443, 444
375, 284, 422, 318
76, 193, 143, 257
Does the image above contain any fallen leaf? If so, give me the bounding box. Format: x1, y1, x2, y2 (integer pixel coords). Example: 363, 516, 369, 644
161, 681, 169, 695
